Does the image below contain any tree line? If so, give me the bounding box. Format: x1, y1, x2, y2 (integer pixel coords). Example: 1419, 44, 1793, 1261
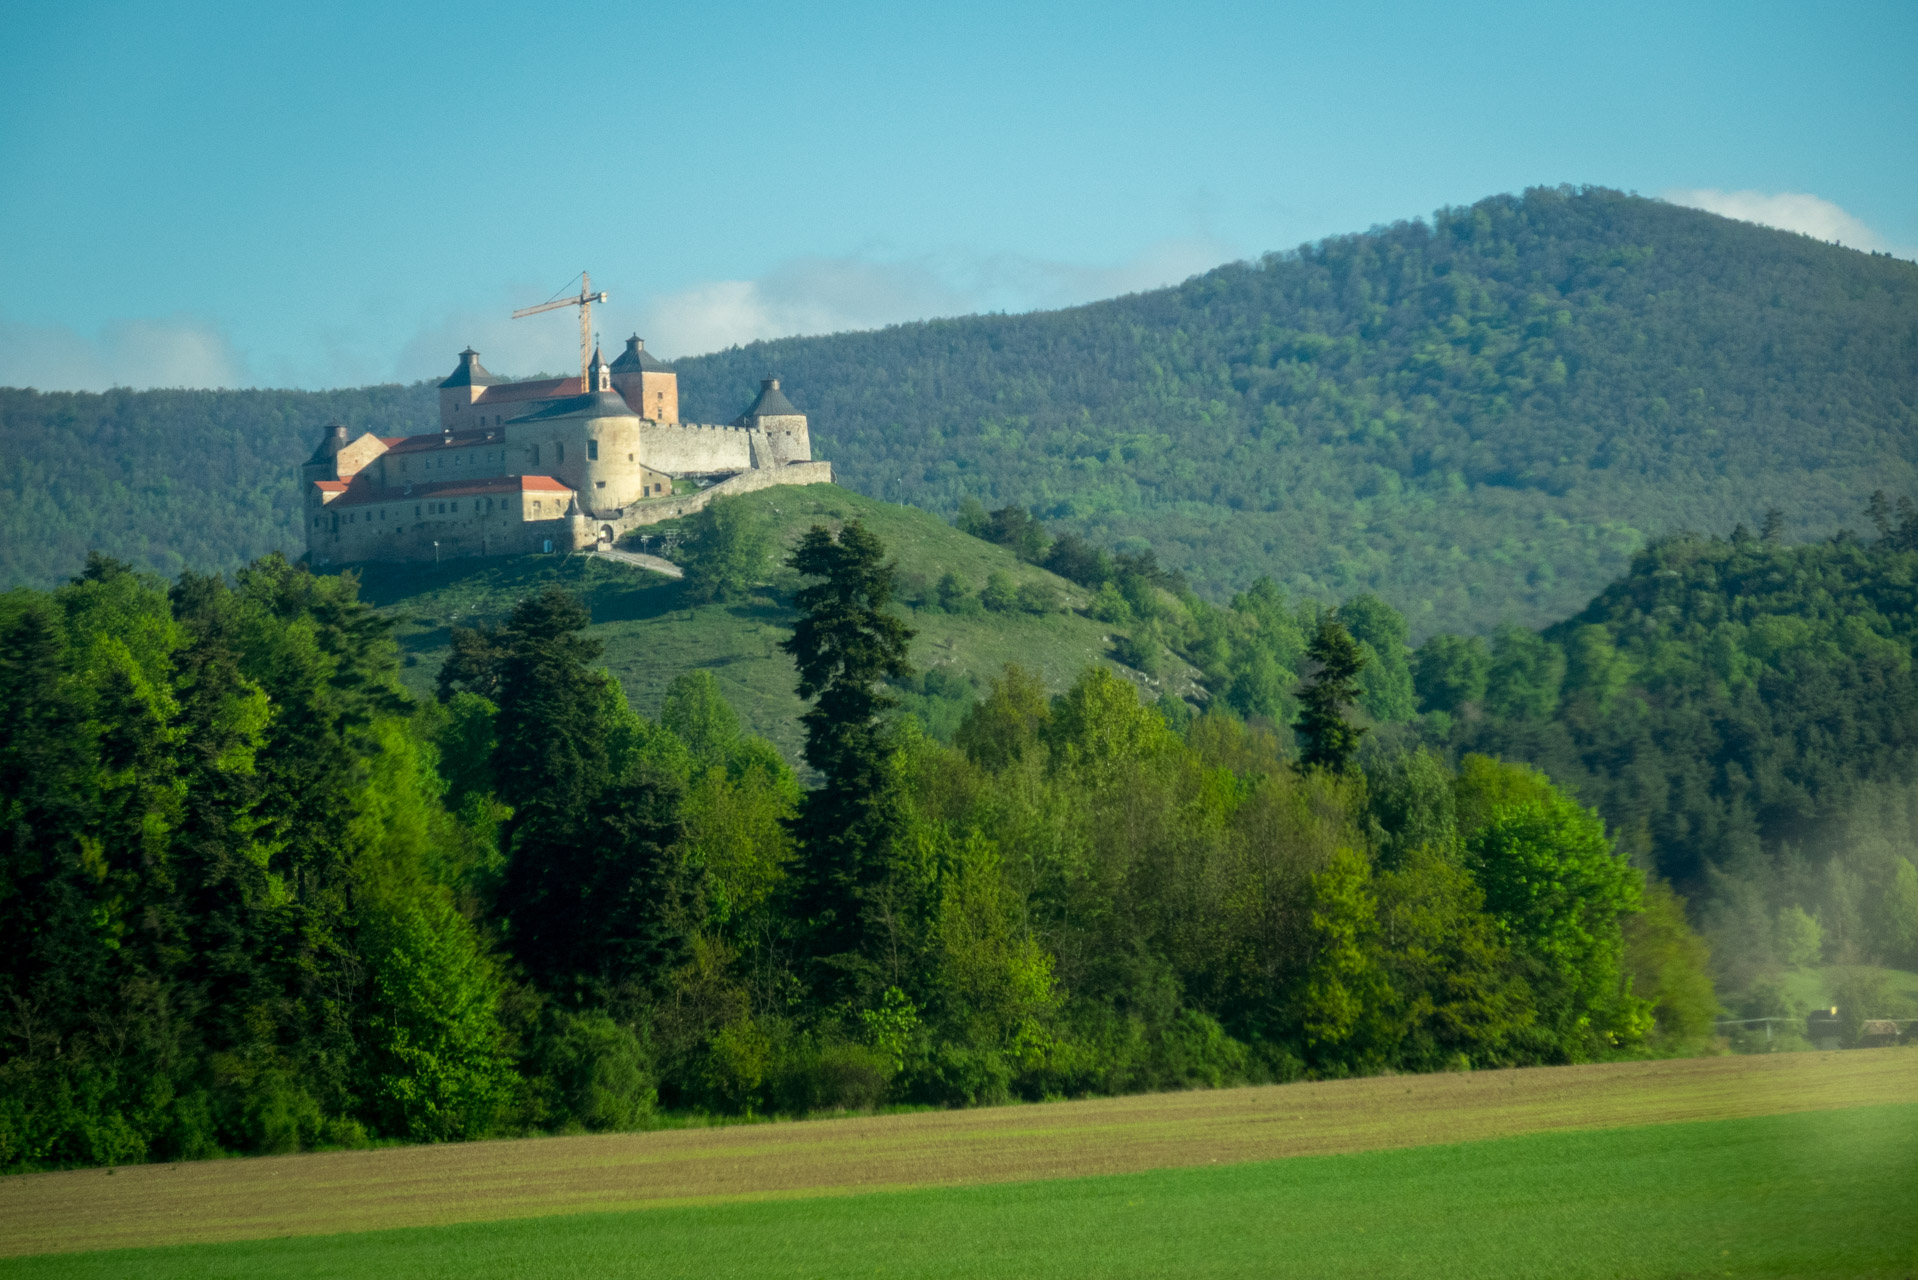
0, 522, 1711, 1171
941, 490, 1918, 1027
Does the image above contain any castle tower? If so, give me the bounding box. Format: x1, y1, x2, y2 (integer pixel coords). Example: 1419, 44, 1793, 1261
735, 377, 811, 467
438, 347, 504, 428
589, 344, 612, 393
608, 334, 678, 422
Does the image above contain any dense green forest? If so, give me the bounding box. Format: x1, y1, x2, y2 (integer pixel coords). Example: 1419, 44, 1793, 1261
2, 523, 1718, 1172
6, 188, 1916, 633
0, 382, 437, 590
677, 188, 1918, 629
958, 488, 1918, 992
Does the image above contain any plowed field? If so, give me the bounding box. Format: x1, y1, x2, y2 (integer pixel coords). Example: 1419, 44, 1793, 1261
3, 1048, 1913, 1260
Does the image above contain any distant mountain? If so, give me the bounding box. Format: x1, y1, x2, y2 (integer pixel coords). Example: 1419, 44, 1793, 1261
6, 187, 1916, 632
677, 187, 1918, 632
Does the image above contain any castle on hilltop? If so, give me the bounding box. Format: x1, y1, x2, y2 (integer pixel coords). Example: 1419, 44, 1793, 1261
303, 336, 832, 565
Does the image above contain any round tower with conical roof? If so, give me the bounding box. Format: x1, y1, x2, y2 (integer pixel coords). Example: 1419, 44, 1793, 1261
735, 377, 811, 466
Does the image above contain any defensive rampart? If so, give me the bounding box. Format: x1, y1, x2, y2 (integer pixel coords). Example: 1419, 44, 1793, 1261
571, 460, 836, 549
636, 421, 760, 474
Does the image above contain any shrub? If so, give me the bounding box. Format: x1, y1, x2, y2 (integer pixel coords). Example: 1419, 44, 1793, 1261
1016, 580, 1062, 614
980, 571, 1018, 613
531, 1011, 656, 1132
770, 1038, 895, 1114
935, 571, 980, 615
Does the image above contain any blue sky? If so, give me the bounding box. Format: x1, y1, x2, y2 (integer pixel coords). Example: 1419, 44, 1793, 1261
1, 0, 1912, 390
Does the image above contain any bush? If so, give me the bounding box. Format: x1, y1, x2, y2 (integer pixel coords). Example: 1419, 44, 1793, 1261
980, 571, 1018, 613
531, 1011, 656, 1132
770, 1038, 895, 1114
1112, 632, 1161, 676
1016, 579, 1062, 614
935, 571, 980, 615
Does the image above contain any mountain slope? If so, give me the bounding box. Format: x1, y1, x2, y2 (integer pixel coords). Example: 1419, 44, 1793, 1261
6, 187, 1915, 633
677, 187, 1918, 631
354, 487, 1153, 761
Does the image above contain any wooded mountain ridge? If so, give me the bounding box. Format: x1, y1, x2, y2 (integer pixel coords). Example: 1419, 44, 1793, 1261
4, 186, 1915, 633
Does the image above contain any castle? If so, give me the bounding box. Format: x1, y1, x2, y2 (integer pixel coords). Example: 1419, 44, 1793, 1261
303, 336, 832, 565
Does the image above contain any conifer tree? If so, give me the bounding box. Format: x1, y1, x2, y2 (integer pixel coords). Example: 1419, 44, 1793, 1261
493, 589, 613, 992
780, 520, 913, 987
1294, 619, 1367, 773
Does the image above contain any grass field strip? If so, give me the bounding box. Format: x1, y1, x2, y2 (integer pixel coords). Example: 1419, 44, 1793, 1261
2, 1049, 1912, 1258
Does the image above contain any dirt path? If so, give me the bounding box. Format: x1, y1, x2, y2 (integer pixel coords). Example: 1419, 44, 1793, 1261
4, 1049, 1913, 1258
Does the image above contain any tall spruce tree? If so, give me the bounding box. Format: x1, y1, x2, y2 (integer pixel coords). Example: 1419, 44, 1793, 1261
1294, 619, 1367, 774
780, 520, 913, 987
493, 589, 612, 993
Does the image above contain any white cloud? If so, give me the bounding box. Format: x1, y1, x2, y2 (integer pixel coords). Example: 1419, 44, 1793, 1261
632, 237, 1234, 360
0, 314, 249, 391
1664, 188, 1913, 258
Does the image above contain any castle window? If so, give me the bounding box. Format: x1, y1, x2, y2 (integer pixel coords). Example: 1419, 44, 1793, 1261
415, 505, 421, 517
587, 439, 598, 460
556, 442, 565, 464
532, 445, 540, 466
595, 481, 605, 489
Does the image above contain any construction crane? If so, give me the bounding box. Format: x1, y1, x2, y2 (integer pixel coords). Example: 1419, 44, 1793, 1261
511, 272, 608, 393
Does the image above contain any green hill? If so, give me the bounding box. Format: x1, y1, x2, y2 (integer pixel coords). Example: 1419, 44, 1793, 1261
351, 486, 1161, 762
676, 187, 1918, 632
6, 187, 1916, 634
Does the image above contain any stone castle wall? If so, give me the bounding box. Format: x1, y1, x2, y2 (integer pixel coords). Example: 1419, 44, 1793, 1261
311, 486, 576, 565
634, 421, 759, 474
572, 461, 836, 549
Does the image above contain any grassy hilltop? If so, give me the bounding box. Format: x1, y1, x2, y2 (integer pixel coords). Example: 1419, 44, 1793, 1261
350, 486, 1153, 761
6, 188, 1916, 635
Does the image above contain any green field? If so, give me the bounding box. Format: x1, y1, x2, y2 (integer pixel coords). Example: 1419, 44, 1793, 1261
350, 486, 1152, 760
9, 1105, 1915, 1279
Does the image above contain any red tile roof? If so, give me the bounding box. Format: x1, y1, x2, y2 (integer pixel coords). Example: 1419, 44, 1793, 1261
313, 480, 348, 493
328, 474, 573, 508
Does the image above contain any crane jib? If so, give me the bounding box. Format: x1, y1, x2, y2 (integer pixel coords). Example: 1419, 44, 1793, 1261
511, 273, 608, 392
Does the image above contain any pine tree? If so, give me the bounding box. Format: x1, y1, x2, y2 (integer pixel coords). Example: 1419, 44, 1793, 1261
1294, 619, 1367, 773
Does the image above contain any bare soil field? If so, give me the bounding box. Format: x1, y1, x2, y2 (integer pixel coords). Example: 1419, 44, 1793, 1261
3, 1048, 1912, 1259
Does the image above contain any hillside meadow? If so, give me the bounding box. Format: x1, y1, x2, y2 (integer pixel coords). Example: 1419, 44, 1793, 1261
353, 486, 1159, 759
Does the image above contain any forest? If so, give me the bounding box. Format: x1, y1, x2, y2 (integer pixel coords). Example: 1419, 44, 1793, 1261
1, 518, 1725, 1172
5, 187, 1917, 634
961, 488, 1918, 995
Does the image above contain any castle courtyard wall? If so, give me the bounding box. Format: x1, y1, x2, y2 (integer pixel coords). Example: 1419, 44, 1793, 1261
633, 421, 758, 474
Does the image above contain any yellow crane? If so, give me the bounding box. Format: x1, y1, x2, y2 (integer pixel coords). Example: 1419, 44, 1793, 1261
511, 272, 608, 393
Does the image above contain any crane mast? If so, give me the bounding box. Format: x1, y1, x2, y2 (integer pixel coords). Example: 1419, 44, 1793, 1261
511, 272, 608, 392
